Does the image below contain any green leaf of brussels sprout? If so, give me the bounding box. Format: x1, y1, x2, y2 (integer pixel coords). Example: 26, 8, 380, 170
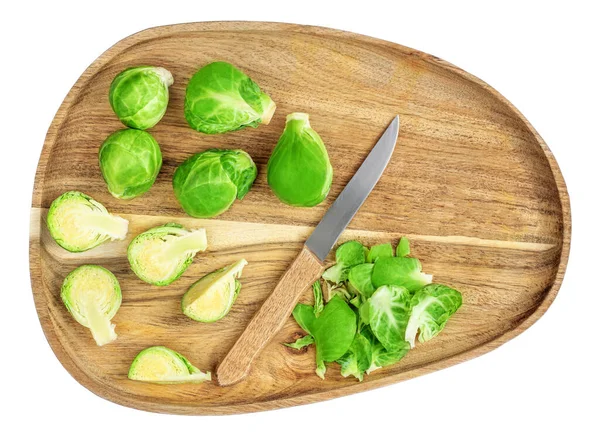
47, 191, 129, 252
128, 346, 211, 384
283, 335, 315, 350
61, 265, 122, 346
173, 149, 257, 218
99, 129, 162, 200
405, 284, 462, 348
313, 281, 324, 316
184, 62, 276, 134
348, 263, 376, 298
109, 66, 173, 130
336, 331, 372, 381
396, 236, 410, 257
322, 240, 367, 284
362, 326, 409, 374
291, 295, 357, 379
267, 113, 333, 207
181, 259, 247, 323
127, 223, 207, 286
365, 285, 412, 352
367, 243, 394, 263
371, 256, 433, 292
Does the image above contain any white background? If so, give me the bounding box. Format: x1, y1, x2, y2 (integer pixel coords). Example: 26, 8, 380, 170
2, 1, 598, 435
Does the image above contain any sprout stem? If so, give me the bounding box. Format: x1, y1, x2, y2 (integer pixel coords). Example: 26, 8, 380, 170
83, 297, 117, 346
154, 67, 174, 87
162, 229, 207, 260
80, 213, 129, 240
260, 97, 277, 125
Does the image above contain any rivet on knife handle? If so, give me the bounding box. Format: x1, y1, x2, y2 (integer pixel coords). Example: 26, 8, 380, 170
217, 245, 323, 386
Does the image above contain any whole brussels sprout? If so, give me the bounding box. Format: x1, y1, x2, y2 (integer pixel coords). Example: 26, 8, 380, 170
173, 149, 257, 218
267, 113, 333, 207
99, 129, 162, 199
109, 66, 173, 130
184, 62, 276, 134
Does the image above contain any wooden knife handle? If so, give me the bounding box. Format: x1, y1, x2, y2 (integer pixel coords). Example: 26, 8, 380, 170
217, 245, 323, 386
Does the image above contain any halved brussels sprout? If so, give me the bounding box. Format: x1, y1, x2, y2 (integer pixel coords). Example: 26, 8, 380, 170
99, 129, 162, 199
267, 113, 333, 207
128, 223, 207, 286
128, 346, 211, 384
47, 191, 129, 252
184, 62, 276, 134
61, 265, 122, 346
109, 66, 173, 130
182, 259, 247, 322
173, 149, 257, 218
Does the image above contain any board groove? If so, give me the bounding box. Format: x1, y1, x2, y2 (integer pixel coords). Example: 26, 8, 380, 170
30, 21, 570, 415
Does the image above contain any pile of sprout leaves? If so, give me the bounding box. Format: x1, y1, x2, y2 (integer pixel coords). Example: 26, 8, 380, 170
285, 237, 462, 381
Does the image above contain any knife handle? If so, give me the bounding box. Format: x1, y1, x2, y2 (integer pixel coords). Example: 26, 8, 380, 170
217, 245, 323, 386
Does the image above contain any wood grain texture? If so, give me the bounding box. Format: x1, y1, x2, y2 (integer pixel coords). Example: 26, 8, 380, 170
29, 21, 570, 415
217, 245, 323, 386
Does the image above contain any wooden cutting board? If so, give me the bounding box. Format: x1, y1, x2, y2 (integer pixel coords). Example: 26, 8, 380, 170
29, 22, 570, 415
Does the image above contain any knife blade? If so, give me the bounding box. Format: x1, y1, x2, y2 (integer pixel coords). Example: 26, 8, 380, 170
216, 115, 400, 386
306, 115, 400, 260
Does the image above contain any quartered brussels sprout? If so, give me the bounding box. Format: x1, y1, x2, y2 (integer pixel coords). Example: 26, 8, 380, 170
47, 191, 129, 252
128, 346, 210, 384
184, 62, 276, 134
128, 223, 207, 286
267, 113, 333, 207
405, 284, 462, 348
61, 265, 122, 346
182, 259, 247, 322
173, 149, 257, 218
99, 129, 162, 199
109, 66, 173, 130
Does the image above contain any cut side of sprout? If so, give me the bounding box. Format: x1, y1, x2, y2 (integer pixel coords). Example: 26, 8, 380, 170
128, 223, 207, 286
47, 191, 128, 252
61, 265, 121, 346
128, 346, 211, 384
182, 259, 247, 323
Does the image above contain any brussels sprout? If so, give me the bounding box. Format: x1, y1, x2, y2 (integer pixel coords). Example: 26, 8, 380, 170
128, 346, 210, 384
99, 129, 162, 199
47, 191, 129, 252
61, 265, 122, 346
128, 223, 207, 286
173, 149, 257, 218
267, 113, 333, 207
182, 259, 248, 322
109, 66, 173, 130
184, 62, 276, 134
405, 284, 462, 348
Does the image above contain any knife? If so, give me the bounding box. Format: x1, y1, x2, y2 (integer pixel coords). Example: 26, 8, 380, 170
216, 115, 400, 386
